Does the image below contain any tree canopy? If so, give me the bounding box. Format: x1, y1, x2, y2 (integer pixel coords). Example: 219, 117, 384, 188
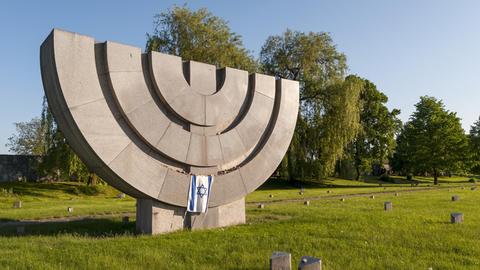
392, 96, 469, 184
342, 77, 401, 180
260, 30, 361, 180
146, 6, 257, 72
469, 117, 480, 173
6, 117, 45, 155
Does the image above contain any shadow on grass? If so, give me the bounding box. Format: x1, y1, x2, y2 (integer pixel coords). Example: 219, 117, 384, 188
0, 182, 116, 199
257, 178, 413, 191
0, 218, 135, 237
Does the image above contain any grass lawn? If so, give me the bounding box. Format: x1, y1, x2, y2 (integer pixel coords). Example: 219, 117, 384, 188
0, 175, 475, 221
0, 177, 479, 269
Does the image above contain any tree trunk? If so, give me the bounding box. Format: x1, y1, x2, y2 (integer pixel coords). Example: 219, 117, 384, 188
355, 166, 360, 181
287, 150, 295, 181
87, 173, 97, 186
433, 168, 438, 185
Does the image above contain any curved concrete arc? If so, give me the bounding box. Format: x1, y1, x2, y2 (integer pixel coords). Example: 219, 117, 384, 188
162, 79, 300, 207
149, 52, 249, 130
105, 41, 275, 168
40, 29, 299, 209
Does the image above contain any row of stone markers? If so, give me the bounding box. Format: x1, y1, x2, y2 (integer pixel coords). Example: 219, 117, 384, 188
270, 252, 321, 270
258, 193, 467, 224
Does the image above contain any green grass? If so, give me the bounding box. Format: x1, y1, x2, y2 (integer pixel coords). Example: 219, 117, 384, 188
247, 175, 473, 203
0, 176, 474, 221
0, 178, 479, 269
0, 182, 134, 220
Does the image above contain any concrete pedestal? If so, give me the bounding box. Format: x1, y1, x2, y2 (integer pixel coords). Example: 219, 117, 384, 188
136, 197, 246, 234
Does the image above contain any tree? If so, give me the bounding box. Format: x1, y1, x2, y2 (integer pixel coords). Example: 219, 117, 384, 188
38, 97, 92, 182
343, 77, 401, 180
392, 96, 469, 184
260, 30, 361, 180
6, 117, 45, 155
469, 117, 480, 174
146, 6, 257, 72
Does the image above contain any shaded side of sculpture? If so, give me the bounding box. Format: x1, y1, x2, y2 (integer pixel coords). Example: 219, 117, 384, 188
40, 29, 299, 208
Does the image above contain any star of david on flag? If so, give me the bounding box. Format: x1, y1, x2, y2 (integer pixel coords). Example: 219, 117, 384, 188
187, 175, 214, 213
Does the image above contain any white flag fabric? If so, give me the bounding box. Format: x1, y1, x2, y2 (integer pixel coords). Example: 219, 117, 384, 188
187, 175, 213, 213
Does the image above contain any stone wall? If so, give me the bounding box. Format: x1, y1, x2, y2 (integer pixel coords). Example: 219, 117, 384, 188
0, 155, 40, 182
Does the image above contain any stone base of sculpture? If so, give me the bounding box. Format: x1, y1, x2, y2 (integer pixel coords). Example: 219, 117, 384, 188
136, 197, 245, 234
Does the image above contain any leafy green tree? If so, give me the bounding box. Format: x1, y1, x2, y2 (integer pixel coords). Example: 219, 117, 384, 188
146, 6, 256, 72
6, 117, 45, 155
260, 30, 361, 180
469, 117, 480, 174
343, 77, 401, 180
393, 96, 469, 184
38, 96, 92, 183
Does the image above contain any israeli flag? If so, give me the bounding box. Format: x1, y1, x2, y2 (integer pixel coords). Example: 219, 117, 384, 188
187, 175, 214, 213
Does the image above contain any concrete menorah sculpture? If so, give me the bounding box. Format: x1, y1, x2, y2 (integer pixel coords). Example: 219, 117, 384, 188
40, 29, 299, 234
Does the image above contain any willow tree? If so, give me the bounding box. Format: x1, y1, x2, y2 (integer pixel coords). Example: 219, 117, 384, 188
342, 77, 401, 180
260, 30, 362, 180
146, 6, 256, 72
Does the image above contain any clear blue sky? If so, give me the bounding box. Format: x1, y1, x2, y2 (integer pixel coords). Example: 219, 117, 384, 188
1, 0, 479, 154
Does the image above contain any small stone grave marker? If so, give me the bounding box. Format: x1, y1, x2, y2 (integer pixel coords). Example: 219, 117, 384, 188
269, 194, 274, 198
370, 195, 375, 199
395, 193, 399, 197
270, 251, 291, 270
16, 226, 25, 235
13, 201, 22, 209
452, 195, 459, 201
298, 256, 322, 270
67, 207, 73, 213
117, 193, 126, 199
471, 187, 477, 191
258, 204, 265, 209
451, 213, 463, 224
304, 201, 310, 206
326, 190, 331, 194
340, 198, 345, 202
384, 201, 392, 211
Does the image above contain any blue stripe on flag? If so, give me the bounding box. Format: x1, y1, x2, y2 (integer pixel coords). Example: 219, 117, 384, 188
205, 175, 212, 211
189, 175, 196, 211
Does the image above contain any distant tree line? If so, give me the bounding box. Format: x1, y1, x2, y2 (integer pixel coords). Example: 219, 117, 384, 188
6, 6, 480, 184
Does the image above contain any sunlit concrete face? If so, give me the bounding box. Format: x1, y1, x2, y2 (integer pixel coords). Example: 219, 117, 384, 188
40, 29, 299, 233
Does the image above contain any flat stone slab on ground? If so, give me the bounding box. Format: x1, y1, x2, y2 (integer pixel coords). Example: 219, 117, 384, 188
384, 201, 392, 211
13, 201, 22, 209
16, 226, 25, 235
451, 213, 463, 224
270, 251, 291, 270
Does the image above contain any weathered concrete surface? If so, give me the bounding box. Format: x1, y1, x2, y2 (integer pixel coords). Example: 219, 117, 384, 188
270, 252, 292, 270
137, 198, 245, 234
40, 29, 299, 233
